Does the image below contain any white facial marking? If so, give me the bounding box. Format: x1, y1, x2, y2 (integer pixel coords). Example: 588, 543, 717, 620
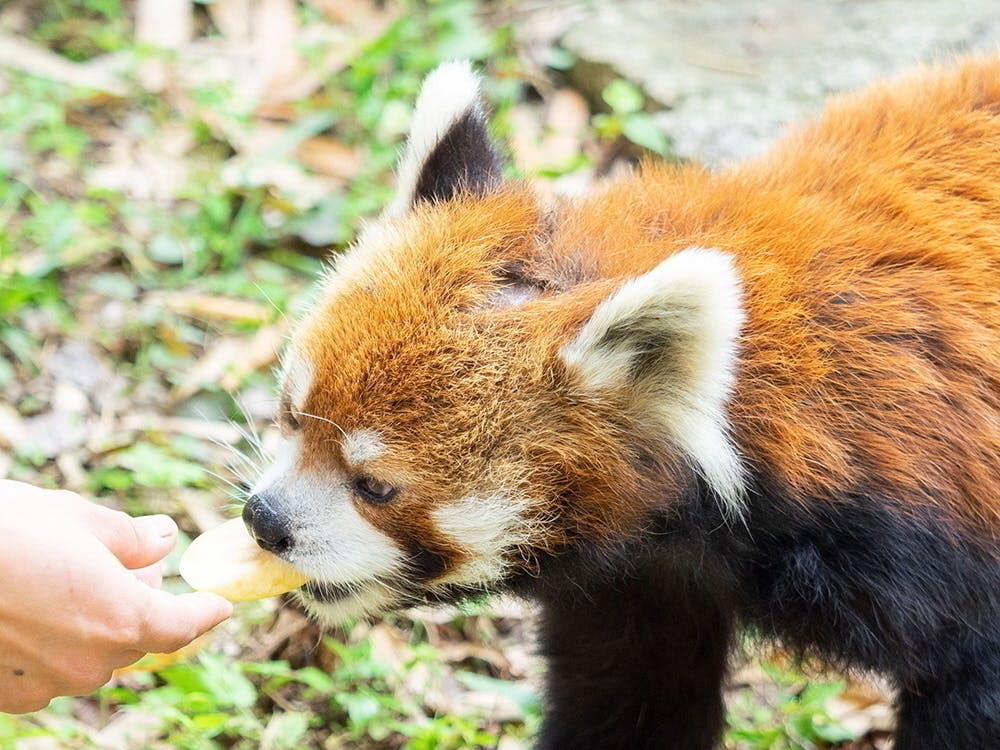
342, 428, 385, 466
385, 60, 483, 218
432, 492, 534, 585
283, 476, 403, 585
295, 582, 397, 625
561, 246, 748, 519
251, 439, 404, 586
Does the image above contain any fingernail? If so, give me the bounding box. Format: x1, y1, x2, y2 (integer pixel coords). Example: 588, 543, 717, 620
148, 514, 178, 539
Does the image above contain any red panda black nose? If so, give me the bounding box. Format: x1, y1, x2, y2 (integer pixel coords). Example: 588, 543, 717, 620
243, 494, 293, 555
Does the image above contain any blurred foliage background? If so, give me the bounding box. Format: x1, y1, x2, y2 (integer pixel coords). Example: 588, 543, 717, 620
0, 1, 893, 748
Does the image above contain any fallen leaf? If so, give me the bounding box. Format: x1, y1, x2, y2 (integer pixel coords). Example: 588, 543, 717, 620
0, 33, 126, 95
221, 322, 289, 391
150, 291, 273, 324
255, 14, 399, 113
169, 321, 288, 403
255, 0, 304, 106
113, 631, 214, 676
119, 413, 246, 444
208, 0, 253, 42
826, 679, 896, 736
246, 608, 314, 661
296, 136, 363, 178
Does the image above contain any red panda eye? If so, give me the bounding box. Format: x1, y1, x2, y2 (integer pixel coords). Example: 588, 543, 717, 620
352, 475, 397, 504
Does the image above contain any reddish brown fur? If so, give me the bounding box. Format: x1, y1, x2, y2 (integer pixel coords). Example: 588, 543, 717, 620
295, 56, 999, 560
560, 56, 1000, 538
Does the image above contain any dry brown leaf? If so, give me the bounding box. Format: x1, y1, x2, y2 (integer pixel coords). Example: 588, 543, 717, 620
434, 641, 513, 672
119, 413, 246, 444
311, 0, 378, 26
208, 0, 253, 42
296, 136, 364, 178
0, 3, 31, 34
0, 33, 127, 95
255, 0, 304, 106
89, 123, 194, 203
247, 608, 314, 661
367, 623, 413, 672
22, 383, 90, 459
0, 243, 111, 277
169, 320, 287, 403
55, 452, 88, 491
508, 103, 545, 172
169, 337, 246, 403
426, 671, 524, 723
826, 678, 896, 736
547, 88, 590, 131
151, 291, 273, 324
135, 0, 193, 50
510, 88, 590, 174
220, 322, 289, 391
256, 10, 399, 112
50, 340, 123, 410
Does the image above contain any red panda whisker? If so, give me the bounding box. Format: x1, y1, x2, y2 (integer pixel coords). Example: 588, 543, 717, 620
290, 410, 348, 440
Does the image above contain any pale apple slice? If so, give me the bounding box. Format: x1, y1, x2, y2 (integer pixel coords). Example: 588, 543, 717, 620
180, 517, 309, 601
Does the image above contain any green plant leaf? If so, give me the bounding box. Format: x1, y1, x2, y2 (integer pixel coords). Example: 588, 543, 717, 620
622, 114, 671, 155
602, 79, 645, 114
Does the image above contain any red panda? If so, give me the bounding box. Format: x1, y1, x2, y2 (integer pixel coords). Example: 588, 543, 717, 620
242, 57, 1000, 749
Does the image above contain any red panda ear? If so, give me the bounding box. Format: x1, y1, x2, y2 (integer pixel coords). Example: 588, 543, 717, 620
384, 61, 503, 217
560, 247, 748, 517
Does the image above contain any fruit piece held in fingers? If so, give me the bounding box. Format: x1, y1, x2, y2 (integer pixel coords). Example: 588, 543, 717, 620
180, 518, 309, 601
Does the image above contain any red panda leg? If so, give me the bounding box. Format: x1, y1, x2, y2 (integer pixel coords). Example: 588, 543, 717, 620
535, 572, 732, 750
894, 675, 1000, 749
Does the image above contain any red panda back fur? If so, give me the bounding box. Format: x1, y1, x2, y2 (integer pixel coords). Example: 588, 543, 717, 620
565, 56, 1000, 537
250, 56, 1000, 750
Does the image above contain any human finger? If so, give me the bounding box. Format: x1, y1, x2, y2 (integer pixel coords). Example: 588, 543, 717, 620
135, 590, 232, 654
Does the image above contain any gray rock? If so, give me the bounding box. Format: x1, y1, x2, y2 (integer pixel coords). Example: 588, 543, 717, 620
562, 0, 1000, 167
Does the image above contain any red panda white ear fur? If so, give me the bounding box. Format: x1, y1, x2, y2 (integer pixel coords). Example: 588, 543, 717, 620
385, 60, 502, 217
560, 247, 747, 518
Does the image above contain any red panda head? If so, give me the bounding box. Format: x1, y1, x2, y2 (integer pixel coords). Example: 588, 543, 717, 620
245, 62, 747, 622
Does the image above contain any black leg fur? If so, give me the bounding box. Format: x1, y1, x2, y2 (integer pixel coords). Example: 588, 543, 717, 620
895, 676, 1000, 750
535, 570, 733, 750
737, 478, 1000, 750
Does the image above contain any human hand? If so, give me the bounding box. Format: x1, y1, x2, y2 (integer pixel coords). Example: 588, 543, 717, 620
0, 480, 233, 713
